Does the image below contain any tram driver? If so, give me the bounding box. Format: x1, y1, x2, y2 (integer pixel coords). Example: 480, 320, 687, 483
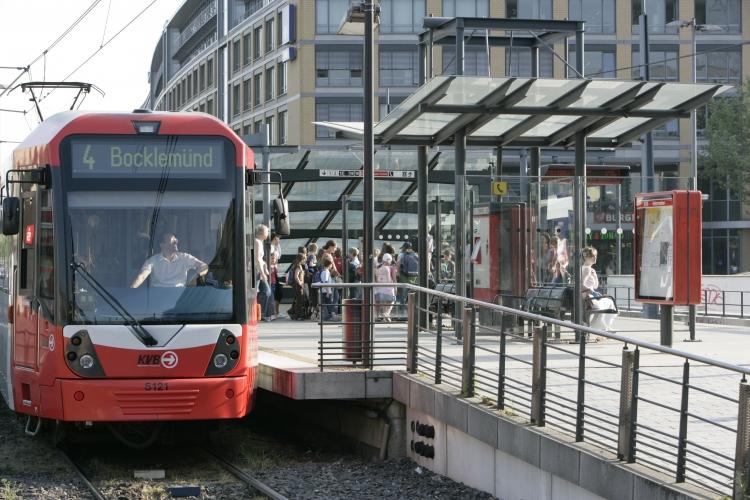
130, 232, 208, 288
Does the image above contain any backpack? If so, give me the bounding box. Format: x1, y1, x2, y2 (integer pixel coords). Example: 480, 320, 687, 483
312, 267, 323, 284
400, 252, 419, 276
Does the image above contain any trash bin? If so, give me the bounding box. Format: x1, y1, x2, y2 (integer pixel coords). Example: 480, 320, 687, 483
342, 298, 367, 362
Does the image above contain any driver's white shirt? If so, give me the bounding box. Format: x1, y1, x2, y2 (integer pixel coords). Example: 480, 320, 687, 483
140, 252, 203, 287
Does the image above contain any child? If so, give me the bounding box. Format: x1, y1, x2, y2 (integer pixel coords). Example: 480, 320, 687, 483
374, 253, 397, 322
319, 255, 338, 322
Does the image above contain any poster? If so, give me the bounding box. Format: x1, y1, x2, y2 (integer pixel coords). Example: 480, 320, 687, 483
638, 203, 674, 299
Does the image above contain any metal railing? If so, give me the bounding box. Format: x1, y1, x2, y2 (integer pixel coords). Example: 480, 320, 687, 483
311, 283, 407, 371
607, 285, 749, 319
400, 283, 750, 499
309, 281, 750, 497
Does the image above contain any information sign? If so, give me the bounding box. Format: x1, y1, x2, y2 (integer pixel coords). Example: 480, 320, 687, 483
318, 170, 416, 179
634, 191, 702, 305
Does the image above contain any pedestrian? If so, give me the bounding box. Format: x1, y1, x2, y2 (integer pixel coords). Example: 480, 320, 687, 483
440, 249, 455, 281
270, 233, 282, 263
549, 236, 563, 284
347, 247, 362, 300
288, 253, 309, 320
397, 241, 419, 305
582, 246, 617, 333
319, 255, 338, 322
254, 224, 275, 321
306, 243, 319, 318
269, 253, 283, 318
374, 253, 397, 322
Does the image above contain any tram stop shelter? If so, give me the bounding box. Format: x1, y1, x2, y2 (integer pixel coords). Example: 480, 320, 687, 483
315, 75, 731, 325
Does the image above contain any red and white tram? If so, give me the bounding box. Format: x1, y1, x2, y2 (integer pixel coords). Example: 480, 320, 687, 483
0, 110, 259, 434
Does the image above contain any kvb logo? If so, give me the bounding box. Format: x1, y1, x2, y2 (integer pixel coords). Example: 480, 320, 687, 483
160, 351, 179, 369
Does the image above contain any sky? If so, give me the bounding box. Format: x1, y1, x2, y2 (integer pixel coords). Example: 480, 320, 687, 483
0, 0, 184, 171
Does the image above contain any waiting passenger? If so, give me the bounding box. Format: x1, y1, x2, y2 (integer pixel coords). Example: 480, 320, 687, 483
130, 232, 208, 288
581, 246, 617, 333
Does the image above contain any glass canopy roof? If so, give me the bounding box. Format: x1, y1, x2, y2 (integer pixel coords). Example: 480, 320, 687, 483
315, 76, 731, 148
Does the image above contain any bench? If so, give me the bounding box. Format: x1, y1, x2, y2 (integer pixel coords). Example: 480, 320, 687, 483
523, 285, 619, 338
428, 281, 456, 328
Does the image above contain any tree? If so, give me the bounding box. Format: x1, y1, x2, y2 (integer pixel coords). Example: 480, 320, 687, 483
700, 78, 750, 197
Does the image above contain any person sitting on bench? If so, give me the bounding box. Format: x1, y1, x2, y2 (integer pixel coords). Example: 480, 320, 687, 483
581, 246, 617, 333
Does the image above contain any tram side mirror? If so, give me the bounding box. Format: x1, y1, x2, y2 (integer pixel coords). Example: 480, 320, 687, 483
2, 197, 20, 236
273, 196, 290, 236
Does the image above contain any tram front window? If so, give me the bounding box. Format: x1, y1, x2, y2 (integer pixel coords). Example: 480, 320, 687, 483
67, 191, 235, 324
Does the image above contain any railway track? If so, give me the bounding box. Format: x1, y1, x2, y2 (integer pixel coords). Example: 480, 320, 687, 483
57, 448, 107, 500
57, 444, 288, 500
202, 448, 289, 500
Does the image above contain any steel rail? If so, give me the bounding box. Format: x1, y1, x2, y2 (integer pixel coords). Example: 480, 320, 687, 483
204, 449, 289, 500
58, 449, 106, 500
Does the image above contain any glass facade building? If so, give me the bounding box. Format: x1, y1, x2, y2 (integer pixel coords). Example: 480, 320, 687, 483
147, 0, 750, 275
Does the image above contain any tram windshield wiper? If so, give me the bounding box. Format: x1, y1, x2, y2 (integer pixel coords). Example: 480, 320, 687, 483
70, 261, 158, 347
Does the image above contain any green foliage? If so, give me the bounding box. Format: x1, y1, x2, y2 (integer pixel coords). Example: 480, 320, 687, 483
700, 78, 750, 197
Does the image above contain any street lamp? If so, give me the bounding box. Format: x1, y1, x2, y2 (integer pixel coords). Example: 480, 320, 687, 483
666, 18, 723, 188
666, 18, 722, 339
338, 2, 379, 365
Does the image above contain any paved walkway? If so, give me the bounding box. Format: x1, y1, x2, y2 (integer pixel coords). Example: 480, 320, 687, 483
258, 314, 749, 495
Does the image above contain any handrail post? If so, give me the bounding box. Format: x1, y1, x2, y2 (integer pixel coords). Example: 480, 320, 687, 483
734, 380, 750, 499
315, 288, 325, 372
618, 346, 637, 461
531, 325, 547, 426
461, 306, 475, 398
498, 321, 507, 410
435, 291, 443, 384
575, 324, 587, 442
407, 292, 417, 374
676, 360, 690, 483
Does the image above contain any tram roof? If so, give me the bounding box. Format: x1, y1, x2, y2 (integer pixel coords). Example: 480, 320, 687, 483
315, 76, 733, 148
12, 110, 254, 169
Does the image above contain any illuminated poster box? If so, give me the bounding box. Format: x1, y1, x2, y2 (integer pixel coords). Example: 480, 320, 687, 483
634, 190, 702, 305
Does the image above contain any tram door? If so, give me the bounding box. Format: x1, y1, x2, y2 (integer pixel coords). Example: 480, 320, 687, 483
13, 187, 40, 371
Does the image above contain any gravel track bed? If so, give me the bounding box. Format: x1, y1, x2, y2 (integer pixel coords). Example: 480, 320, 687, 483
0, 402, 495, 499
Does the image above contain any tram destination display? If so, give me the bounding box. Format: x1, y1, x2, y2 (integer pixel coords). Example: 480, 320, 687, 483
70, 136, 226, 178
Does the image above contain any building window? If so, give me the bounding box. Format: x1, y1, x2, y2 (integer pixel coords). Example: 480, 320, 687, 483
265, 67, 274, 101
442, 0, 489, 17
696, 0, 741, 33
632, 0, 679, 34
253, 73, 262, 106
277, 12, 284, 46
379, 46, 419, 86
506, 0, 552, 19
242, 122, 251, 136
207, 98, 214, 115
232, 39, 242, 73
192, 71, 198, 97
207, 58, 214, 86
567, 48, 616, 78
243, 78, 252, 111
316, 0, 356, 34
631, 47, 678, 80
570, 0, 615, 34
187, 76, 192, 100
243, 33, 251, 66
254, 119, 263, 134
316, 100, 363, 138
505, 48, 554, 77
278, 110, 288, 144
696, 48, 741, 83
265, 116, 274, 144
651, 119, 679, 138
442, 46, 489, 76
265, 18, 274, 53
379, 0, 425, 34
277, 61, 287, 95
199, 64, 206, 91
316, 46, 363, 87
232, 83, 241, 116
253, 26, 262, 60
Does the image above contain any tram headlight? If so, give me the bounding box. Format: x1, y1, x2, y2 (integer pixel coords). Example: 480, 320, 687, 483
213, 353, 228, 368
79, 354, 95, 370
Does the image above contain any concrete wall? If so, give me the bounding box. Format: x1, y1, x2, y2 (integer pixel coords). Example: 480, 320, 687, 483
394, 373, 715, 500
